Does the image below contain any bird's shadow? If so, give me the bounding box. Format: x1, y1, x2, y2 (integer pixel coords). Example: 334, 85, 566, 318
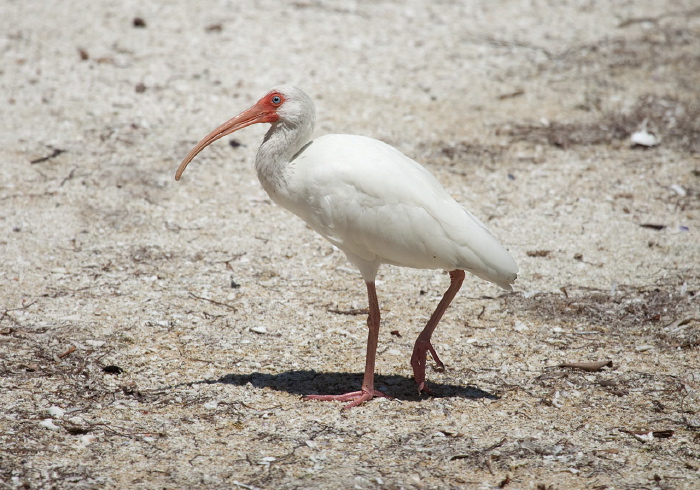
171, 369, 498, 402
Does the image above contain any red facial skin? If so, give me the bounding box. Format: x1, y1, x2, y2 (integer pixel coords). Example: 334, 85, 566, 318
175, 91, 285, 181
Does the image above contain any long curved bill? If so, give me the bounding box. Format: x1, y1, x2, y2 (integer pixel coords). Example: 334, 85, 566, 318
175, 103, 277, 181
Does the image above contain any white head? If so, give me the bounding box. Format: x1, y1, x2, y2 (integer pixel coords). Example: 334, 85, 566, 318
266, 84, 315, 131
175, 85, 315, 180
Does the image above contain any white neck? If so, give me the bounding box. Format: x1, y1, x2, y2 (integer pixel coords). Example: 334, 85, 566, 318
255, 116, 314, 199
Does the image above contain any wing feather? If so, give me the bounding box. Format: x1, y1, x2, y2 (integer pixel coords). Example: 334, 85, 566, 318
283, 134, 518, 288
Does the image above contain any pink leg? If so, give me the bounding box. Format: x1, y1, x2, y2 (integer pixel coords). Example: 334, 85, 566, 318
411, 269, 465, 395
305, 281, 390, 409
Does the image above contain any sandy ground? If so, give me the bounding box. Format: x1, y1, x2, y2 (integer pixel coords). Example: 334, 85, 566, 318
2, 0, 700, 488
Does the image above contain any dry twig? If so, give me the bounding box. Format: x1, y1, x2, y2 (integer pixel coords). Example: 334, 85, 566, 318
558, 360, 613, 372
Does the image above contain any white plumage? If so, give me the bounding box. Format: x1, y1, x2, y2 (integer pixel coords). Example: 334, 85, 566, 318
176, 85, 518, 408
281, 134, 517, 288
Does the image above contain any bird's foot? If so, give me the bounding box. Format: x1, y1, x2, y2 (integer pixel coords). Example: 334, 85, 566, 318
411, 340, 445, 395
304, 389, 390, 410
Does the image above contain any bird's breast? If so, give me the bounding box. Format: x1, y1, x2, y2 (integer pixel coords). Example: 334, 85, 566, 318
278, 135, 457, 265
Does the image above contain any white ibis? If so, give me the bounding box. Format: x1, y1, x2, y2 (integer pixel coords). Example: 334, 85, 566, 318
175, 85, 518, 409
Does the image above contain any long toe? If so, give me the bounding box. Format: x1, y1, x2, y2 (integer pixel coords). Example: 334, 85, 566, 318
427, 343, 445, 371
411, 340, 444, 393
411, 349, 427, 390
417, 381, 435, 396
304, 389, 390, 409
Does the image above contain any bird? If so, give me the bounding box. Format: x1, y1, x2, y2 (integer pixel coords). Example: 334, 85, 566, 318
175, 85, 518, 409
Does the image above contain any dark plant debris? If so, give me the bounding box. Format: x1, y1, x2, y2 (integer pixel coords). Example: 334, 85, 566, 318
103, 365, 124, 375
505, 279, 698, 335
501, 94, 700, 153
30, 148, 66, 164
327, 307, 369, 316
640, 223, 666, 230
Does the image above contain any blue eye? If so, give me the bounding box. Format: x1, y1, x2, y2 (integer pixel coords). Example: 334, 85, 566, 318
271, 95, 281, 105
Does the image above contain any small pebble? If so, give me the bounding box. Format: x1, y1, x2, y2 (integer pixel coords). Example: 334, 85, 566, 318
40, 419, 60, 431
670, 184, 687, 197
513, 320, 529, 332
633, 432, 655, 442
630, 129, 659, 147
250, 326, 267, 334
47, 406, 65, 418
79, 434, 97, 446
552, 391, 563, 408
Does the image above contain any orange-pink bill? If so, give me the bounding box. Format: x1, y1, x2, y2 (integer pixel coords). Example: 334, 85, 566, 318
175, 102, 278, 181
